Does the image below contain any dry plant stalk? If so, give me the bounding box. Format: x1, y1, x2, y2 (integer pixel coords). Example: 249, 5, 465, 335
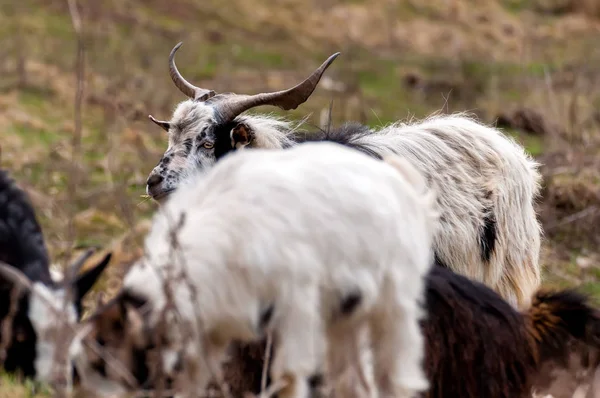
46, 0, 87, 395
65, 0, 85, 259
261, 333, 273, 394
157, 209, 234, 398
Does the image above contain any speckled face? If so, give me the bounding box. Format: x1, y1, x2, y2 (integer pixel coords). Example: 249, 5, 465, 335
146, 100, 250, 202
146, 43, 339, 203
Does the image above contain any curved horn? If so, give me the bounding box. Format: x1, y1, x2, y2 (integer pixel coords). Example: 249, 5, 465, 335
210, 52, 341, 124
169, 42, 216, 101
0, 261, 33, 294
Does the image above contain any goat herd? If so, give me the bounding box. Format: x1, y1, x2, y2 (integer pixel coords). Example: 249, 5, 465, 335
1, 42, 599, 398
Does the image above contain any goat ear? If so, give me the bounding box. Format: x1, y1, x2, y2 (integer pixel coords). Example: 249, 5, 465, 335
73, 252, 112, 306
230, 122, 255, 149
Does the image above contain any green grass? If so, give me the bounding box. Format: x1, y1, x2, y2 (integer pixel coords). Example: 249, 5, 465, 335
0, 372, 52, 397
580, 281, 600, 304
18, 86, 55, 107
502, 0, 531, 13
8, 124, 61, 147
230, 44, 288, 68
506, 130, 545, 157
37, 11, 74, 40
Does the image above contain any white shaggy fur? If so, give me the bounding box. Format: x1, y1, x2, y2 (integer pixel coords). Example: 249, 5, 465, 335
147, 105, 541, 309
105, 142, 438, 398
343, 113, 543, 309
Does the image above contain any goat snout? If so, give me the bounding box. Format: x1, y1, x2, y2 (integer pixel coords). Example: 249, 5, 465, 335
146, 174, 163, 188
146, 174, 167, 199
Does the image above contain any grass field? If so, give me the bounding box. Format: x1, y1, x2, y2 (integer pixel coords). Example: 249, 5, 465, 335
1, 0, 600, 394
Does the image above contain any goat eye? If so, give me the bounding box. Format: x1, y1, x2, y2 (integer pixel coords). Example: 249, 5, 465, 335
203, 142, 214, 149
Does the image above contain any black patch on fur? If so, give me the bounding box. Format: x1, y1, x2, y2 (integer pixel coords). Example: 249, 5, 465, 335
210, 119, 385, 167
212, 121, 240, 160
182, 138, 193, 155
433, 252, 449, 269
295, 122, 383, 160
308, 372, 324, 389
72, 364, 81, 385
259, 303, 275, 330
132, 347, 151, 388
212, 118, 387, 165
118, 289, 149, 313
158, 153, 173, 169
339, 291, 362, 315
479, 208, 497, 263
195, 129, 208, 146
91, 356, 108, 377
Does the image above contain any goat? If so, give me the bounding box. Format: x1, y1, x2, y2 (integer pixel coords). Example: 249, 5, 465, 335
145, 42, 541, 310
70, 141, 438, 398
202, 265, 600, 398
0, 168, 112, 382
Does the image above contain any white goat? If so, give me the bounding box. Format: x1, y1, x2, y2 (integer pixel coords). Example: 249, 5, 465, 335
145, 43, 542, 309
71, 141, 438, 398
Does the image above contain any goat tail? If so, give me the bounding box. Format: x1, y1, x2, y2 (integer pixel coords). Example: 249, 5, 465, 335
525, 289, 600, 361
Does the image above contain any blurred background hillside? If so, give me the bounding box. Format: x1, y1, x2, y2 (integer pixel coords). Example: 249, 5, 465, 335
1, 0, 600, 327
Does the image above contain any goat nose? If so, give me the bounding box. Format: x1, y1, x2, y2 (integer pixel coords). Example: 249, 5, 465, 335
147, 174, 164, 188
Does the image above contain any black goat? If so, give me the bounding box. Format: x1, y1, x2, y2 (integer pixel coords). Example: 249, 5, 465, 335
0, 168, 111, 381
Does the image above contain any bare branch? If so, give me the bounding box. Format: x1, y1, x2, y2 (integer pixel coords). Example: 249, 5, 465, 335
65, 0, 86, 261
48, 0, 87, 393
261, 333, 273, 394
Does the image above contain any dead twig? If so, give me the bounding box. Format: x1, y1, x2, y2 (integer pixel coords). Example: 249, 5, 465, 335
261, 333, 273, 394
65, 0, 85, 261
49, 0, 87, 393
